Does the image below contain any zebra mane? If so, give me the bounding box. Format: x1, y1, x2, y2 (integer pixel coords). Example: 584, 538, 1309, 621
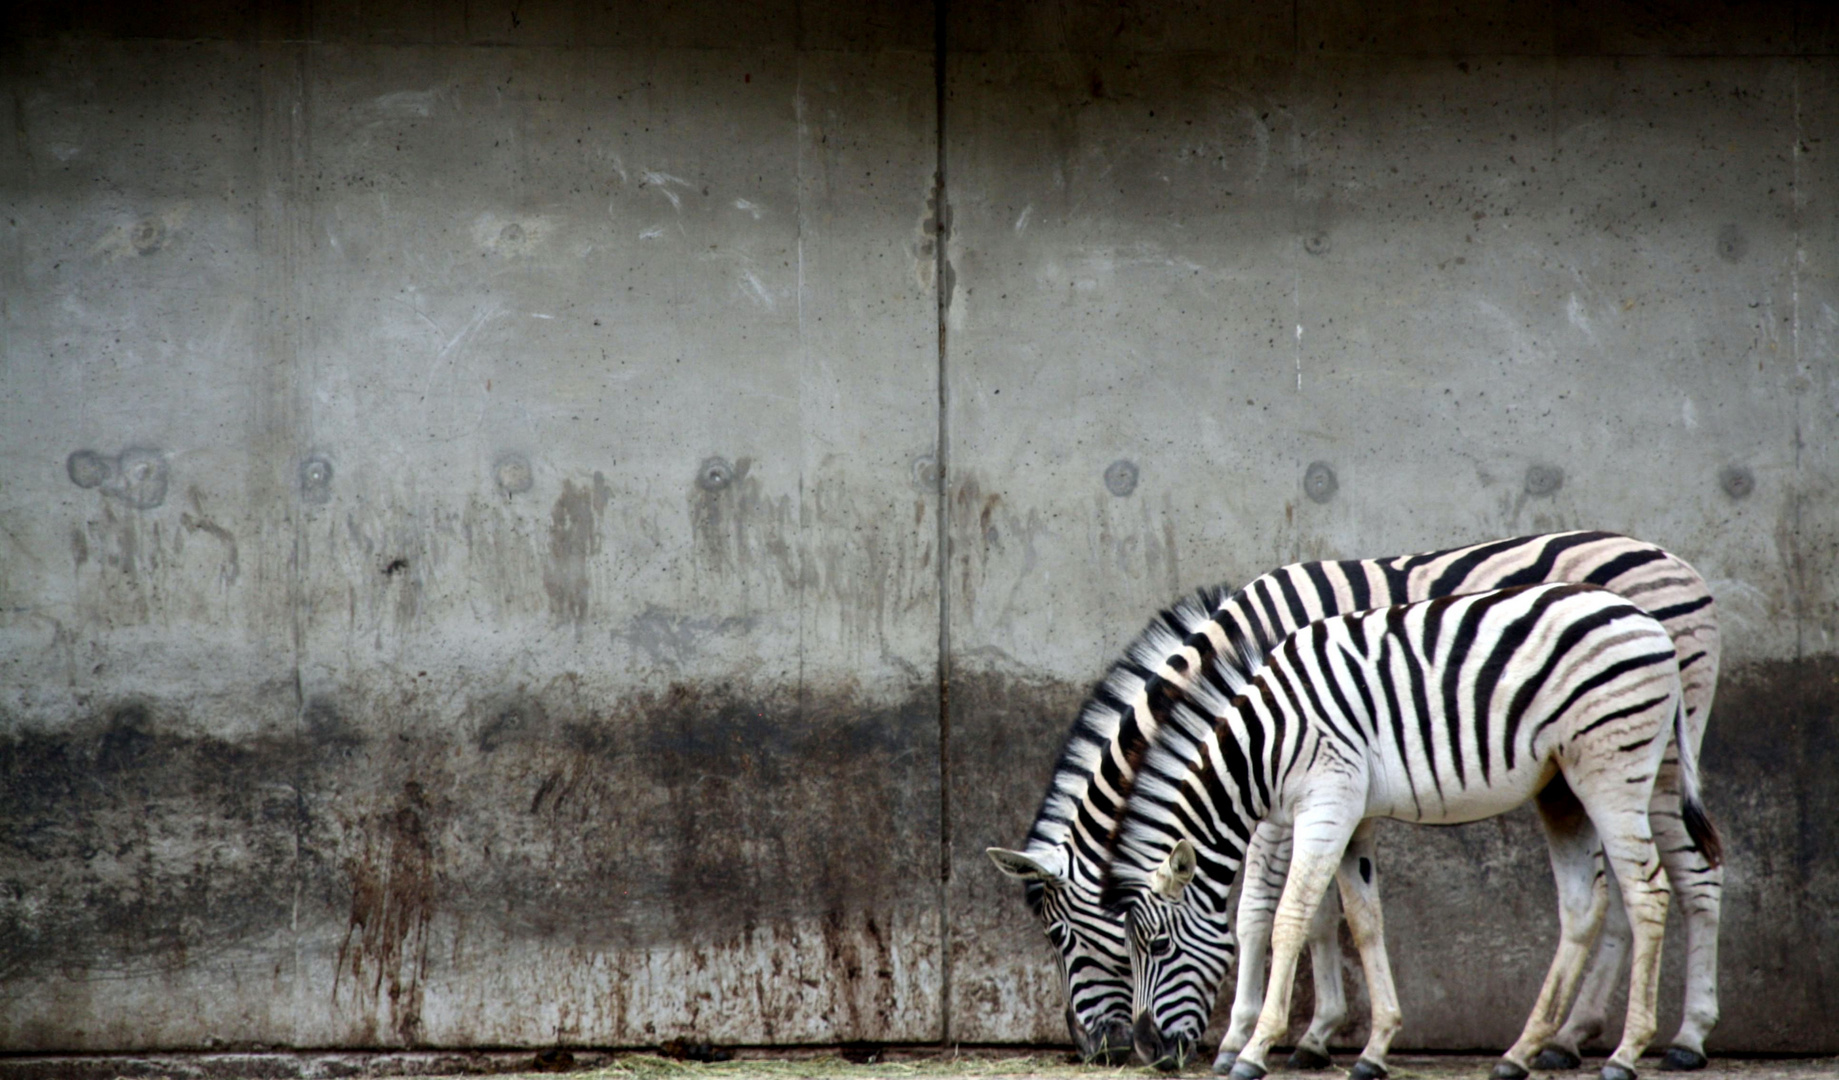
1098, 628, 1273, 913
1016, 580, 1272, 872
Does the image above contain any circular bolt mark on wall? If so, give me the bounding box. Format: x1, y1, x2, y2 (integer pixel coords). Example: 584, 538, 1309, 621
912, 454, 941, 493
1719, 465, 1755, 500
698, 457, 734, 493
1524, 463, 1564, 498
68, 450, 114, 489
494, 453, 534, 496
131, 218, 166, 255
111, 448, 170, 509
1304, 233, 1331, 256
300, 456, 334, 504
1716, 223, 1747, 263
478, 695, 549, 753
1303, 461, 1338, 503
1104, 459, 1139, 497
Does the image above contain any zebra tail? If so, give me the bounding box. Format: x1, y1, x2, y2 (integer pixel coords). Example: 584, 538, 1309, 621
1673, 697, 1723, 868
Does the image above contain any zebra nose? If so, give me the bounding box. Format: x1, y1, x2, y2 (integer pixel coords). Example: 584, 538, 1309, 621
1069, 1006, 1134, 1065
1133, 1011, 1167, 1069
1133, 1012, 1192, 1072
1089, 1018, 1134, 1065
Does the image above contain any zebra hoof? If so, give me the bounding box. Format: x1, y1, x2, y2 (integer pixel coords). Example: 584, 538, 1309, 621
1660, 1049, 1708, 1072
1350, 1059, 1389, 1080
1601, 1065, 1637, 1080
1229, 1062, 1268, 1080
1491, 1062, 1530, 1080
1534, 1048, 1584, 1070
1213, 1051, 1239, 1074
1288, 1047, 1334, 1070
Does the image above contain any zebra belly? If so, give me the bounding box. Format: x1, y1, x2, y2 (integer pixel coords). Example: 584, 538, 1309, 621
1363, 754, 1557, 826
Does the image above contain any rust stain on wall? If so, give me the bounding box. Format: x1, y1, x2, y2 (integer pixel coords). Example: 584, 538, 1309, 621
335, 780, 442, 1045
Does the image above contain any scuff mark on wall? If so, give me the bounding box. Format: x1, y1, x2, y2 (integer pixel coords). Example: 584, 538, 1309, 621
689, 458, 794, 590
544, 476, 609, 628
178, 489, 239, 587
613, 605, 760, 671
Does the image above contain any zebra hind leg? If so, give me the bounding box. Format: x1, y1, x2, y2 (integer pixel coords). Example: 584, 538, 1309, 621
1660, 602, 1723, 1072
1538, 859, 1629, 1070
1649, 757, 1722, 1071
1334, 822, 1401, 1080
1595, 822, 1672, 1080
1497, 781, 1611, 1080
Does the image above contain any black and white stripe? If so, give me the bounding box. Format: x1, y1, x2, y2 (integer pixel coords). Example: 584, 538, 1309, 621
1102, 583, 1721, 1080
987, 532, 1721, 1067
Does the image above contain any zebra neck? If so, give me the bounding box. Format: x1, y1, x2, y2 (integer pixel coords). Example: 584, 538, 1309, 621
1161, 710, 1263, 913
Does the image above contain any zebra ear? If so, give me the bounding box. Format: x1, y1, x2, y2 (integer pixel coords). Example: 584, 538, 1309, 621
986, 847, 1066, 885
1150, 839, 1199, 901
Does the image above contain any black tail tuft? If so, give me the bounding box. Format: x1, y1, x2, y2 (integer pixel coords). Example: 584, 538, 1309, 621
1682, 796, 1723, 868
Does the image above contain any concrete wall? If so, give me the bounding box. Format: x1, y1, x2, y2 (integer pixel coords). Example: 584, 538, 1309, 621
1, 0, 1834, 1055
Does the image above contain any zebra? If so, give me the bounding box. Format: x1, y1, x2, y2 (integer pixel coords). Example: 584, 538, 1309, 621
1101, 582, 1723, 1080
986, 532, 1722, 1070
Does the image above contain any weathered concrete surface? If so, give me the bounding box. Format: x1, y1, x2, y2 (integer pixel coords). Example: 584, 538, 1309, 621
1, 0, 1836, 1057
1, 1, 943, 1051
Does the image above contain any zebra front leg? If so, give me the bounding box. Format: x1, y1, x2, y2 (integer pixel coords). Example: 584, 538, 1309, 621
1216, 821, 1291, 1073
1288, 884, 1347, 1070
1334, 821, 1400, 1080
1227, 807, 1358, 1080
1497, 781, 1611, 1080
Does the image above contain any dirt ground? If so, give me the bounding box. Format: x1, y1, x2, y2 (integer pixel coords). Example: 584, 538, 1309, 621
2, 1051, 1834, 1080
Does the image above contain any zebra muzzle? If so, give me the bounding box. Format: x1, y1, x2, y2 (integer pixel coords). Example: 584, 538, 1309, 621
1133, 1011, 1194, 1072
1068, 1007, 1134, 1065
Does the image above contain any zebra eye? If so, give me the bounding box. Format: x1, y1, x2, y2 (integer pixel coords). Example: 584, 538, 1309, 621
1148, 934, 1172, 957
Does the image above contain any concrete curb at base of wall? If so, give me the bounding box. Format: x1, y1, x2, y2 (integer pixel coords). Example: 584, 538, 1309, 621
0, 1052, 612, 1080
4, 1055, 1839, 1080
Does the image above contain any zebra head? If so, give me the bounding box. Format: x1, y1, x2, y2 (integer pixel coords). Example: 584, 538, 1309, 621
986, 846, 1135, 1064
1115, 839, 1237, 1071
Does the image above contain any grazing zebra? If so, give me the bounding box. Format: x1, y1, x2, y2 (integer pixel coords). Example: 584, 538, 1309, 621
1102, 583, 1723, 1080
986, 532, 1722, 1070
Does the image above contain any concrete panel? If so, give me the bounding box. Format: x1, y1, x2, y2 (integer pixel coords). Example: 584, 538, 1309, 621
0, 39, 304, 1049
277, 41, 943, 1048
942, 47, 1308, 1043
948, 29, 1838, 1053
1792, 59, 1839, 656
1, 18, 943, 1051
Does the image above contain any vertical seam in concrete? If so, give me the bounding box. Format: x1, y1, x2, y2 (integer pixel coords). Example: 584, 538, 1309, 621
933, 0, 954, 1046
1290, 0, 1304, 489
256, 36, 312, 1044
1791, 63, 1805, 661
794, 48, 810, 739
